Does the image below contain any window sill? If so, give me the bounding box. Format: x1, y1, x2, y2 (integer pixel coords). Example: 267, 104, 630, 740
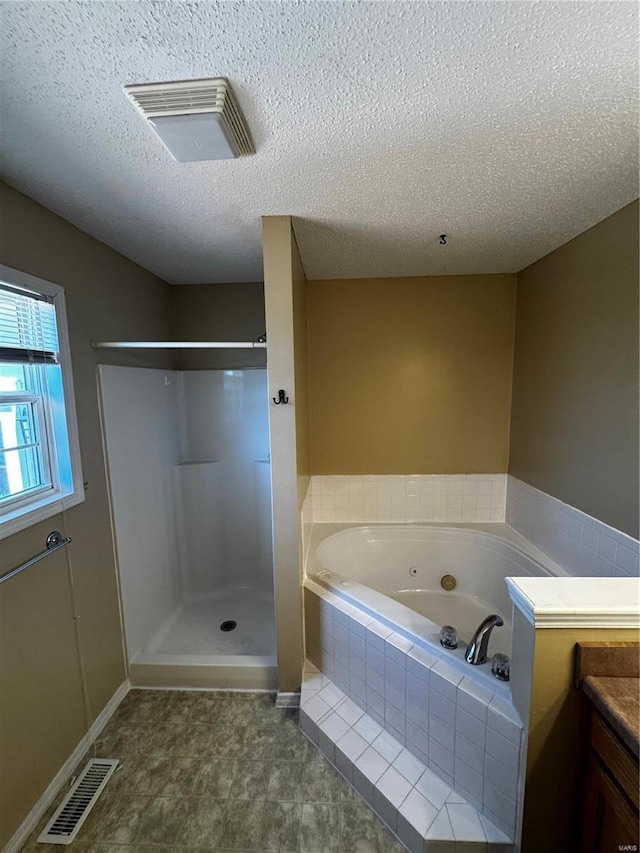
0, 488, 85, 541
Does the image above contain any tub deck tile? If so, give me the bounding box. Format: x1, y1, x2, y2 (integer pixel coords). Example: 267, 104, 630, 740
301, 661, 515, 852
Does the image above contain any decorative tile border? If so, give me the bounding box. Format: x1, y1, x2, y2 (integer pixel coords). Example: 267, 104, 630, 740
302, 475, 507, 524
506, 476, 640, 578
304, 583, 524, 842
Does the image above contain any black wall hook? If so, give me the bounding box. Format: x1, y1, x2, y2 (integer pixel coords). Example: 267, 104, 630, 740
273, 389, 289, 405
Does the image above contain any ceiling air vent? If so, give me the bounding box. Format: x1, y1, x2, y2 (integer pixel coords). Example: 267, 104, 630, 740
124, 77, 254, 162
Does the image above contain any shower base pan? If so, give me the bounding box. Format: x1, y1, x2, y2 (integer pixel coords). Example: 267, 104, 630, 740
128, 587, 277, 689
129, 652, 277, 690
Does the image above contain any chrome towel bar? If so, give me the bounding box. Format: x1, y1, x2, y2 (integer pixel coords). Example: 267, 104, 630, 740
0, 531, 72, 585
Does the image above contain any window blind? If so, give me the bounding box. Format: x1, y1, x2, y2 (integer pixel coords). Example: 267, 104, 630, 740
0, 282, 59, 364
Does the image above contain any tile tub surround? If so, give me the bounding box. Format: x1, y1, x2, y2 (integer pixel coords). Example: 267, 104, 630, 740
304, 585, 524, 842
302, 475, 508, 524
301, 473, 639, 580
20, 688, 405, 853
300, 664, 515, 853
506, 476, 639, 578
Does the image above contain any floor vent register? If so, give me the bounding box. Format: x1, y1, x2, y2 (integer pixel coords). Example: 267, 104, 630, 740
37, 758, 119, 844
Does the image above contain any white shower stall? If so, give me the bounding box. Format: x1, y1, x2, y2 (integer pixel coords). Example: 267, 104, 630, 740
98, 365, 276, 688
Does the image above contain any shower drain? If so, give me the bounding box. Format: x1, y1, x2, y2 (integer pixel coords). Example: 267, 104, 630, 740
220, 620, 237, 632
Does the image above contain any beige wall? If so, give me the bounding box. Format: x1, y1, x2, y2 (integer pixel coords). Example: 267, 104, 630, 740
170, 282, 266, 370
293, 241, 311, 491
523, 626, 640, 852
307, 275, 517, 474
0, 182, 172, 847
510, 201, 639, 538
262, 216, 309, 693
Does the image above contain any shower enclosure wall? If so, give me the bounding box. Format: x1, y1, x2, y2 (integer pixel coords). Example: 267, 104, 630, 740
98, 365, 276, 689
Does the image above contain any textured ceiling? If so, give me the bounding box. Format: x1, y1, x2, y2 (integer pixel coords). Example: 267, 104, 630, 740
0, 2, 638, 284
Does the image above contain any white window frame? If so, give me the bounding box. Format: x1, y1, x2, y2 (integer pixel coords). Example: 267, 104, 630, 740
0, 387, 54, 511
0, 264, 84, 539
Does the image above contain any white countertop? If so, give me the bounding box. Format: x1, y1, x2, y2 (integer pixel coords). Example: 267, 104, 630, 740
506, 576, 640, 628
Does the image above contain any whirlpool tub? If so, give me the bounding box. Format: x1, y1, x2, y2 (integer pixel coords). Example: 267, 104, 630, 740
306, 523, 564, 659
302, 523, 554, 841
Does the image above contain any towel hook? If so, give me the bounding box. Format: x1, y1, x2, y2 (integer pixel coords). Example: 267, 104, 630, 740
273, 389, 289, 405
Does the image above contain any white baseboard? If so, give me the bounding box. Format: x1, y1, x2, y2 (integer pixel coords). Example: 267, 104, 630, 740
4, 679, 130, 853
276, 691, 301, 708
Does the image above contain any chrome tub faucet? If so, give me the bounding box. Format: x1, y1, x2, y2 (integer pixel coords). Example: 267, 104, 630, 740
465, 614, 504, 665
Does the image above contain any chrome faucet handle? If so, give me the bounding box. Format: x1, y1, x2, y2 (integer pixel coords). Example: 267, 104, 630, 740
439, 625, 458, 649
492, 653, 510, 681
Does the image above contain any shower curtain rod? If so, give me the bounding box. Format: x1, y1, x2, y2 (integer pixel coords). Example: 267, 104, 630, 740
91, 341, 267, 349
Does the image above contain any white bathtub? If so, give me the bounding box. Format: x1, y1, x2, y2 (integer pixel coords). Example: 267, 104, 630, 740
307, 523, 563, 660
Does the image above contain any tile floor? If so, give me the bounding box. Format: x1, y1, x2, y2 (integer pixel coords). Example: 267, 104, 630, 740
22, 689, 406, 853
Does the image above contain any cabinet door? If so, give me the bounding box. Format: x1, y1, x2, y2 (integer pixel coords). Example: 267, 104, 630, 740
580, 752, 639, 853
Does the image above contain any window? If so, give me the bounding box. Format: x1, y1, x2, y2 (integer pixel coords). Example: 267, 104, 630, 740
0, 265, 83, 538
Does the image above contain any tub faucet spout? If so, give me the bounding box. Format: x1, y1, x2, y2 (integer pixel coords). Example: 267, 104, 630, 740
465, 614, 504, 665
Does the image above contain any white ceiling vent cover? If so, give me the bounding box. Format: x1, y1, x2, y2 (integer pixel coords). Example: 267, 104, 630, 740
37, 758, 119, 844
125, 77, 254, 161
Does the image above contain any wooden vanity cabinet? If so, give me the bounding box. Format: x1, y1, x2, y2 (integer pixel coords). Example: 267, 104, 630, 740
579, 709, 639, 853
